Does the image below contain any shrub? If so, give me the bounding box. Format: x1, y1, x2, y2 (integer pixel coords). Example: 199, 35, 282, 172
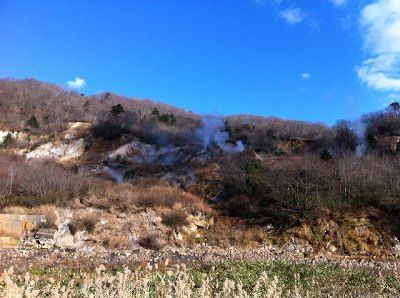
133, 181, 212, 214
132, 118, 192, 146
160, 205, 189, 228
138, 234, 164, 250
220, 152, 400, 227
1, 133, 15, 148
69, 212, 98, 234
331, 120, 357, 156
92, 110, 136, 141
0, 153, 92, 208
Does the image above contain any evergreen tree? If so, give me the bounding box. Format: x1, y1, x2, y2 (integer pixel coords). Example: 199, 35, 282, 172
320, 147, 333, 161
26, 115, 39, 129
111, 104, 124, 117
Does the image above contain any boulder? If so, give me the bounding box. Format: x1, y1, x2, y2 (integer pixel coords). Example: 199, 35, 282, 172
53, 209, 75, 249
53, 224, 75, 249
392, 237, 400, 257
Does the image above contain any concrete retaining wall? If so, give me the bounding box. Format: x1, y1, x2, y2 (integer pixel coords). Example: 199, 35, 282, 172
0, 214, 46, 237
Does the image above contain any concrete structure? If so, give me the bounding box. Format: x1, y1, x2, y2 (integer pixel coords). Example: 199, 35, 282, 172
0, 214, 46, 238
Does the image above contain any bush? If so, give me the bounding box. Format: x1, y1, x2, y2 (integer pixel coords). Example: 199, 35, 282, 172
220, 152, 400, 227
331, 120, 356, 156
92, 110, 136, 141
69, 212, 98, 234
160, 206, 189, 228
226, 115, 329, 142
0, 153, 93, 208
132, 118, 192, 146
1, 133, 15, 148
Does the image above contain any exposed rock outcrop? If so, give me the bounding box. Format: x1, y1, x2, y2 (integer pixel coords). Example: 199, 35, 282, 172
26, 138, 85, 161
64, 122, 91, 140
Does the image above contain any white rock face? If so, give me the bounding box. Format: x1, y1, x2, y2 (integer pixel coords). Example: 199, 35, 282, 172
26, 139, 85, 161
108, 141, 162, 164
107, 141, 190, 166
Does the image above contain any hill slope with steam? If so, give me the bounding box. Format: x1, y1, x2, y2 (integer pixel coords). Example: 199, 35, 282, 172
1, 78, 400, 258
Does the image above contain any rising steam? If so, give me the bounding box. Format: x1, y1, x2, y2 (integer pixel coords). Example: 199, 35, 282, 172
196, 116, 245, 153
352, 119, 367, 157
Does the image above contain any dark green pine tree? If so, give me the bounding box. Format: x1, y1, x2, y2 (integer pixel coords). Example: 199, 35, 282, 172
320, 147, 333, 161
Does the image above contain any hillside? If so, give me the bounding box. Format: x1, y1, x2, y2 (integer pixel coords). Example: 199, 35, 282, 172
1, 78, 400, 271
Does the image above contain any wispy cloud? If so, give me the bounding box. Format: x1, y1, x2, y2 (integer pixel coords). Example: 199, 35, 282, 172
66, 77, 86, 89
302, 73, 311, 79
356, 0, 400, 92
329, 0, 347, 7
279, 8, 306, 25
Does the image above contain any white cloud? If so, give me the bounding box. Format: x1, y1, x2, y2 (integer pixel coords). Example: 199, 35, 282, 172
356, 0, 400, 92
302, 73, 311, 79
330, 0, 347, 7
279, 8, 306, 25
66, 77, 86, 89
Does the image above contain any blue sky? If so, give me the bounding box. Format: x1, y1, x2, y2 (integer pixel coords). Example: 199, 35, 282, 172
1, 0, 399, 124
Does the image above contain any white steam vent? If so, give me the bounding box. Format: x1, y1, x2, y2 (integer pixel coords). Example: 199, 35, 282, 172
196, 116, 245, 153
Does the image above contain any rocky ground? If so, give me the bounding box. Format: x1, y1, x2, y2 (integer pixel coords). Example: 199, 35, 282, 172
2, 242, 400, 274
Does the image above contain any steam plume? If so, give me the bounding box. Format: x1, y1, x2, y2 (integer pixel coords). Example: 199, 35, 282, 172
196, 116, 245, 153
352, 119, 367, 157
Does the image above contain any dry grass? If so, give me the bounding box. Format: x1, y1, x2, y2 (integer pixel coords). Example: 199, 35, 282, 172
138, 233, 164, 250
2, 262, 400, 297
94, 179, 214, 216
98, 233, 132, 250
205, 217, 269, 247
158, 204, 189, 228
69, 211, 98, 235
